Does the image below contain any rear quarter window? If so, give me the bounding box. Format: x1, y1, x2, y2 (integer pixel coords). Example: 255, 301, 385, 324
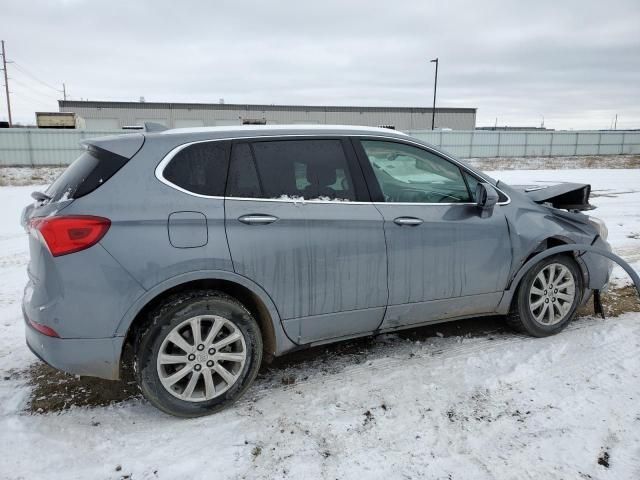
46, 146, 130, 202
162, 141, 229, 196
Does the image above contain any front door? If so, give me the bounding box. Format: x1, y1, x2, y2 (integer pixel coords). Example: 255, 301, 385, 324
354, 138, 512, 329
224, 138, 388, 344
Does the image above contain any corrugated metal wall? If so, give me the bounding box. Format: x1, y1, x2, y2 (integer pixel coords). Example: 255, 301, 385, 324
409, 130, 640, 158
59, 102, 477, 131
0, 129, 122, 166
0, 129, 639, 166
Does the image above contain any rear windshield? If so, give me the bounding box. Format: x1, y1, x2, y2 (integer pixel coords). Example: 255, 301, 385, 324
45, 146, 130, 202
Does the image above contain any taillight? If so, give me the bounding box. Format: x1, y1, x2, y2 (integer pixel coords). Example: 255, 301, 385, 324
27, 317, 60, 338
29, 215, 111, 257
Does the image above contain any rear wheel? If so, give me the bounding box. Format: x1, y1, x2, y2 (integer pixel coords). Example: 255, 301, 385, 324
135, 290, 262, 417
507, 255, 583, 337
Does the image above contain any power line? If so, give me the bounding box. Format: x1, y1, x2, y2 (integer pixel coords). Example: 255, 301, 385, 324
11, 61, 62, 93
10, 90, 57, 108
8, 76, 61, 101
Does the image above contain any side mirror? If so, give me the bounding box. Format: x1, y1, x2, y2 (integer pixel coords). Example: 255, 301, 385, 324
476, 182, 499, 217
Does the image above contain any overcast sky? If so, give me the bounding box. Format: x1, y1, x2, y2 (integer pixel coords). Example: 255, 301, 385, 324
2, 0, 639, 129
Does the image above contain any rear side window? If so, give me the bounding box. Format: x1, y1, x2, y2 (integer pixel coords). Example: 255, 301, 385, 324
244, 139, 356, 200
46, 146, 130, 202
163, 141, 229, 196
226, 143, 262, 198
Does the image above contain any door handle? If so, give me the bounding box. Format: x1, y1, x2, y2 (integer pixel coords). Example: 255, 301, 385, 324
393, 216, 423, 226
238, 214, 279, 225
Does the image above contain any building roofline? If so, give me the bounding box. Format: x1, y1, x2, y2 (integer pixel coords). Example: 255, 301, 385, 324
58, 100, 476, 114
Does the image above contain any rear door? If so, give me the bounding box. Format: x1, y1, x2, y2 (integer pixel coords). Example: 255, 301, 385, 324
224, 137, 388, 344
354, 138, 512, 329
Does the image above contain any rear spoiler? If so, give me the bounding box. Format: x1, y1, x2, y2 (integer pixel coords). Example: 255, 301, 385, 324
80, 133, 145, 159
144, 122, 168, 133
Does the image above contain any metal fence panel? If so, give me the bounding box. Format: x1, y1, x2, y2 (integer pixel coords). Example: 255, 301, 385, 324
1, 129, 639, 166
0, 130, 122, 166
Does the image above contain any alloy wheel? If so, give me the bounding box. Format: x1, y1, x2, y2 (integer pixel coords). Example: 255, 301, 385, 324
156, 315, 247, 402
528, 262, 576, 326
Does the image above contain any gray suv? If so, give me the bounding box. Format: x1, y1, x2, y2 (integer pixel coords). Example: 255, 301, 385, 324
22, 125, 611, 417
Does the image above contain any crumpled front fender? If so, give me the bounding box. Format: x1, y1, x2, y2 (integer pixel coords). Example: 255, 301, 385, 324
497, 244, 640, 313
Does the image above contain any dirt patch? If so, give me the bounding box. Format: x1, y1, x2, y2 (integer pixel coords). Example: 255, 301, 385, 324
597, 450, 611, 468
468, 154, 640, 171
22, 286, 638, 414
26, 363, 140, 413
0, 167, 65, 186
577, 285, 640, 318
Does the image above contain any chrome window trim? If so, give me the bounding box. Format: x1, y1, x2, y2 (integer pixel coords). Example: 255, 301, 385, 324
154, 134, 511, 206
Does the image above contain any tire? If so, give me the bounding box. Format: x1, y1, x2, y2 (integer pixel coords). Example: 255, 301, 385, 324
507, 254, 584, 337
134, 290, 262, 417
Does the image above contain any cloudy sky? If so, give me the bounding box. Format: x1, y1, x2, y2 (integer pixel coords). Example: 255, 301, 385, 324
2, 0, 639, 129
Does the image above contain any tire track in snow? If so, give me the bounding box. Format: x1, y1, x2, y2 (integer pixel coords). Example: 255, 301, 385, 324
242, 316, 638, 407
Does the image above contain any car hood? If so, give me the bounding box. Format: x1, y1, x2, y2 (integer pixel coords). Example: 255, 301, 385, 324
506, 182, 595, 211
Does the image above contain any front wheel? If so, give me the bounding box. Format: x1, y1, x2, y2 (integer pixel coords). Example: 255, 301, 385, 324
507, 255, 584, 337
135, 290, 262, 417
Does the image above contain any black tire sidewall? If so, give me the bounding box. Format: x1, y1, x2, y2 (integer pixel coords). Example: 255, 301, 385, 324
516, 255, 584, 337
136, 292, 262, 417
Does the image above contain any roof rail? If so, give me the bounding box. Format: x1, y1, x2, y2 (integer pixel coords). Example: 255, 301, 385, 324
144, 122, 168, 132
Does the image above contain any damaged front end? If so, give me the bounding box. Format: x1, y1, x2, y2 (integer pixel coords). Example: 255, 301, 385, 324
497, 179, 621, 317
506, 244, 640, 318
508, 182, 595, 211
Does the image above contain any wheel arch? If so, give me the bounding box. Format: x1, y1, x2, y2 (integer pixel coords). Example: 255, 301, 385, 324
498, 235, 584, 314
498, 243, 640, 315
117, 271, 298, 378
516, 235, 589, 287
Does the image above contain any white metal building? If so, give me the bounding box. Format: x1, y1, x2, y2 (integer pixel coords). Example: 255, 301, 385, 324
58, 100, 476, 131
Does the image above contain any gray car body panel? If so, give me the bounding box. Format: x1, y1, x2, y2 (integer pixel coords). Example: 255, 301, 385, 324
22, 125, 613, 380
111, 268, 297, 353
81, 132, 145, 158
375, 202, 511, 328
226, 200, 388, 343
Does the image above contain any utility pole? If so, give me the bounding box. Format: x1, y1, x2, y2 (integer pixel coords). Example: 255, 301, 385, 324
62, 82, 67, 101
1, 40, 12, 127
430, 58, 438, 130
614, 114, 618, 130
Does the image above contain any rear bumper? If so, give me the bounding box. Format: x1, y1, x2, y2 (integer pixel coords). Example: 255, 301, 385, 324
24, 309, 124, 380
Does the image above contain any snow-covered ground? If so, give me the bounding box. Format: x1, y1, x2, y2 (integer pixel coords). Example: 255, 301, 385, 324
1, 169, 639, 480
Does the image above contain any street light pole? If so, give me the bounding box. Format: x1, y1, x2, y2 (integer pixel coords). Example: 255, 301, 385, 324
430, 58, 438, 130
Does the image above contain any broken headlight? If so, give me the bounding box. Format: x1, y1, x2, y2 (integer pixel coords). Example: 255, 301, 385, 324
588, 216, 608, 241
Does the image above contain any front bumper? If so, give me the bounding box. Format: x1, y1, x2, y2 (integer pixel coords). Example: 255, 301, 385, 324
24, 309, 124, 380
582, 236, 614, 291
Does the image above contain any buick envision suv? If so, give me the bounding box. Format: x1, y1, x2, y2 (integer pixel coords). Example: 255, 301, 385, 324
22, 125, 611, 416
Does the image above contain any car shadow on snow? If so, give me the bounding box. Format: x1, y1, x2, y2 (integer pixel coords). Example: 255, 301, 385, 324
22, 285, 638, 414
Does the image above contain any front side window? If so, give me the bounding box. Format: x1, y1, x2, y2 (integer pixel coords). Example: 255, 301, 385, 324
360, 140, 472, 203
163, 141, 228, 196
242, 139, 356, 201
